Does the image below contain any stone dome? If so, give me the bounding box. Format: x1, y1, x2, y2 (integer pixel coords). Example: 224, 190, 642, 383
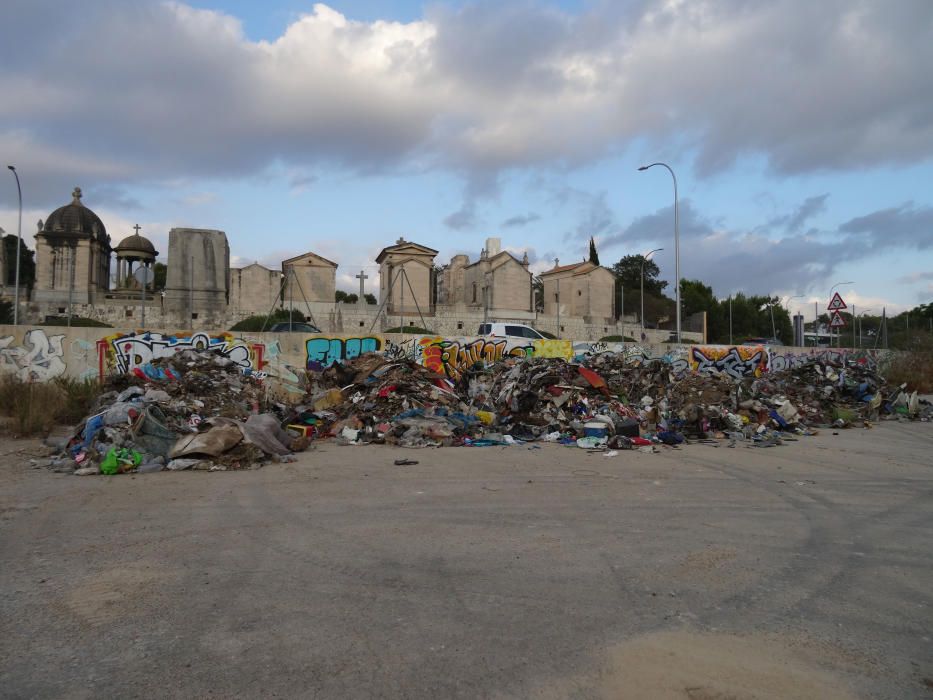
43, 187, 108, 241
114, 232, 158, 258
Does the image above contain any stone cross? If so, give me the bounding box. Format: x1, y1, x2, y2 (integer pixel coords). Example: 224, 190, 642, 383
133, 224, 141, 235
355, 270, 368, 299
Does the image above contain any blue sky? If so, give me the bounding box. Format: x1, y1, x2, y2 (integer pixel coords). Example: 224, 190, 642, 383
2, 0, 931, 320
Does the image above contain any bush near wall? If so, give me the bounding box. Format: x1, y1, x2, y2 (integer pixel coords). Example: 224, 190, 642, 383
385, 326, 435, 334
0, 375, 102, 437
42, 316, 112, 327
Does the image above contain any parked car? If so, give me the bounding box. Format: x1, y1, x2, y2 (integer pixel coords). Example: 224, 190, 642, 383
268, 322, 321, 333
477, 322, 548, 340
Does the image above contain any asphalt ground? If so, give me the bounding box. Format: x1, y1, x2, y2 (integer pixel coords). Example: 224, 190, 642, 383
1, 420, 931, 699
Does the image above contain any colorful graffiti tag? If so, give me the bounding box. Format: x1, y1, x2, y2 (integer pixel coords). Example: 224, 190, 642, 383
415, 337, 574, 380
768, 347, 885, 372
305, 336, 383, 370
689, 345, 769, 379
0, 329, 67, 381
98, 331, 264, 378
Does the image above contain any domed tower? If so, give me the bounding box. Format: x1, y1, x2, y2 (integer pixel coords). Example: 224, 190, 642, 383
113, 225, 158, 293
34, 187, 112, 304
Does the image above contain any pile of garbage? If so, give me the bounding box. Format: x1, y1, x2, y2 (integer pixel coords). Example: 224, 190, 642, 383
37, 346, 930, 474
43, 349, 309, 475
290, 349, 927, 450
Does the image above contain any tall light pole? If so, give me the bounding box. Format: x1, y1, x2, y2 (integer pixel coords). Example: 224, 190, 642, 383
639, 163, 680, 342
6, 165, 23, 326
858, 309, 872, 348
829, 280, 853, 347
641, 247, 663, 332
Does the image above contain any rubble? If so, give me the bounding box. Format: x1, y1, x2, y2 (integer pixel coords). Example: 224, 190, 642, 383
36, 344, 931, 476
45, 348, 309, 476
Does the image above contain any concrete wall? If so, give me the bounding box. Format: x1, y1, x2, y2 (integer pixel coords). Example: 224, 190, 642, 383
1, 325, 887, 396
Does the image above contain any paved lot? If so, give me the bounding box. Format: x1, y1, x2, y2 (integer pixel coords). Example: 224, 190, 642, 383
1, 421, 932, 699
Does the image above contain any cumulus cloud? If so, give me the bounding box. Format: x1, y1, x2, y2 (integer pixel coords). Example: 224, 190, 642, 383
2, 0, 932, 211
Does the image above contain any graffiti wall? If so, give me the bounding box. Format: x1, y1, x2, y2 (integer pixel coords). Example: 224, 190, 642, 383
97, 331, 264, 379
0, 325, 895, 387
306, 336, 382, 370
688, 345, 769, 379
0, 329, 67, 381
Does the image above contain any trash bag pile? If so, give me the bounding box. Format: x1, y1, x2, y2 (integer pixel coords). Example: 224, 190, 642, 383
285, 350, 922, 450
39, 346, 929, 474
45, 348, 309, 475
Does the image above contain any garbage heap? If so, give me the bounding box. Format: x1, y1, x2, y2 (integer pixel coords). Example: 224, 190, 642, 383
285, 350, 921, 449
46, 349, 309, 475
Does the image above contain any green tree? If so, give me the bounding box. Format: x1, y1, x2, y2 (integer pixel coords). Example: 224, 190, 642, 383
3, 235, 36, 288
588, 237, 599, 265
611, 254, 667, 294
532, 276, 544, 312
364, 293, 377, 305
153, 262, 167, 291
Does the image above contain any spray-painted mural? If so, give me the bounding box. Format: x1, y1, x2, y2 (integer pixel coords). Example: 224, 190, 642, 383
98, 331, 264, 379
689, 345, 769, 379
0, 325, 896, 386
0, 329, 67, 381
305, 336, 383, 370
768, 347, 886, 372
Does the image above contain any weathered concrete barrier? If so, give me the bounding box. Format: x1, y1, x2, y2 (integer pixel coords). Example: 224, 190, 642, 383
0, 325, 889, 388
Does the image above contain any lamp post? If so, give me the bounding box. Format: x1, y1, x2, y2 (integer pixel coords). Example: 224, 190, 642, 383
829, 280, 853, 347
6, 165, 23, 326
640, 247, 663, 332
858, 309, 872, 348
638, 163, 680, 342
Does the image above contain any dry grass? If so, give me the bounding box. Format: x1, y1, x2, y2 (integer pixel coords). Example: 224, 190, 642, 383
0, 374, 103, 437
883, 337, 933, 394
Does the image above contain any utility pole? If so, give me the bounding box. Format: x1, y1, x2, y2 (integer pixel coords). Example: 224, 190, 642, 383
6, 166, 22, 326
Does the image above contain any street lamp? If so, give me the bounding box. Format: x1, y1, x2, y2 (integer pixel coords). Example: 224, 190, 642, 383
641, 247, 663, 332
638, 163, 680, 343
829, 280, 853, 347
6, 165, 22, 326
858, 308, 872, 348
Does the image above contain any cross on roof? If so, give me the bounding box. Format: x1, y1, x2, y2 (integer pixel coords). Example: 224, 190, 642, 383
133, 224, 141, 235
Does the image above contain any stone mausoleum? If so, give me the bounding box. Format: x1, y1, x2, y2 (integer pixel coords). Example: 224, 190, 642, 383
5, 185, 702, 342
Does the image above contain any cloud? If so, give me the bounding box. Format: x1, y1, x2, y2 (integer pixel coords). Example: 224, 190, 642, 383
598, 195, 933, 299
783, 194, 829, 232
838, 202, 933, 249
3, 1, 932, 211
501, 212, 540, 228
897, 271, 933, 284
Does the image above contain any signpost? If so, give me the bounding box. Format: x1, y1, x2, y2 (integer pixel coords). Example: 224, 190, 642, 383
827, 293, 847, 347
134, 266, 155, 328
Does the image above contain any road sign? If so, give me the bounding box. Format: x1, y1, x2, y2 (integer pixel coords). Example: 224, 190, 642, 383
827, 292, 847, 311
134, 267, 154, 286
829, 310, 846, 327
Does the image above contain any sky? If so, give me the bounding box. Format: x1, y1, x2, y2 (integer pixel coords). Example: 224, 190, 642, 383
1, 0, 932, 321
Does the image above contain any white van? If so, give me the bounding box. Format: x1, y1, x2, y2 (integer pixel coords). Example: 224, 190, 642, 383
477, 323, 548, 339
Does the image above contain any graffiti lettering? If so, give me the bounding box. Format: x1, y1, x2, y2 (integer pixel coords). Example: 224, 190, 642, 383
690, 346, 768, 379
306, 336, 382, 370
0, 329, 67, 381
98, 331, 262, 378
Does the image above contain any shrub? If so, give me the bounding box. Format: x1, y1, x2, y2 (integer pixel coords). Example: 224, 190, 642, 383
882, 336, 933, 393
384, 326, 435, 334
42, 316, 112, 327
0, 374, 65, 436
231, 309, 303, 332
53, 376, 103, 424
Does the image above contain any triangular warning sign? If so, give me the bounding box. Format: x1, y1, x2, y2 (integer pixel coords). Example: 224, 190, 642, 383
827, 292, 847, 311
829, 310, 846, 327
